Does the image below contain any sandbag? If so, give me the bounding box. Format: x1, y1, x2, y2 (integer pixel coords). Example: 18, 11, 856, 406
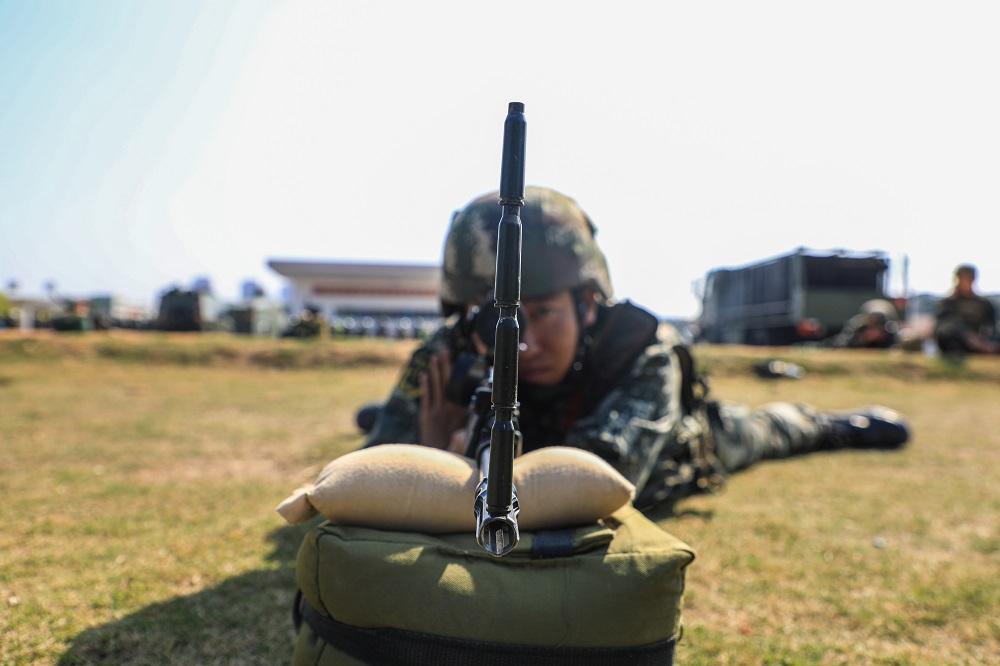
277, 445, 634, 533
292, 505, 695, 665
514, 446, 635, 530
277, 445, 478, 533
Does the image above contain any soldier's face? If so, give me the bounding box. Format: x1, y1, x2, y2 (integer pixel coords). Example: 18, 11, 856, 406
956, 274, 975, 295
517, 290, 596, 386
468, 290, 597, 386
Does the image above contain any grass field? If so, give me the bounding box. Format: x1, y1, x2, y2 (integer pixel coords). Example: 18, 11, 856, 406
1, 332, 997, 665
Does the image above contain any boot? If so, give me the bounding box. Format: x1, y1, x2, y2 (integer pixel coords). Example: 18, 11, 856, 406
820, 406, 910, 450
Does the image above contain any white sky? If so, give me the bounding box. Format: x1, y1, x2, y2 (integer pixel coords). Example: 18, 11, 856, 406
2, 1, 998, 317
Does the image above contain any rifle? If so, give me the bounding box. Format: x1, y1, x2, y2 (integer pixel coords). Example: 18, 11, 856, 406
464, 102, 526, 558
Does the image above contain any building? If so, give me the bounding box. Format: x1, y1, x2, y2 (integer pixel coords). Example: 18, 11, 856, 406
89, 295, 152, 327
5, 295, 57, 332
267, 260, 441, 319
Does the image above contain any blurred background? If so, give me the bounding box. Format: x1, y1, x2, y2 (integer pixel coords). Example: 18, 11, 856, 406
2, 1, 998, 341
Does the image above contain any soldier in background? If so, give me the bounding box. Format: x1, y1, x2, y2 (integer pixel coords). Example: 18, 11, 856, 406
282, 305, 324, 339
364, 187, 910, 508
831, 299, 899, 349
935, 265, 998, 355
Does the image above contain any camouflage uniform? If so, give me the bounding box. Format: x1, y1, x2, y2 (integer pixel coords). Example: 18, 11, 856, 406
831, 299, 899, 349
366, 305, 832, 508
366, 186, 896, 508
935, 293, 997, 353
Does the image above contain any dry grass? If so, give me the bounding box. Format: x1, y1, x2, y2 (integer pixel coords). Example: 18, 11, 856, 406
0, 332, 997, 664
665, 368, 999, 665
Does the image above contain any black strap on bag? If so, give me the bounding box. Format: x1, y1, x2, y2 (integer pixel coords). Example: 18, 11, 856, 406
293, 592, 675, 666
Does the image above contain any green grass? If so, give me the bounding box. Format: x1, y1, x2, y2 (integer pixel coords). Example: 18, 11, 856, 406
1, 332, 998, 664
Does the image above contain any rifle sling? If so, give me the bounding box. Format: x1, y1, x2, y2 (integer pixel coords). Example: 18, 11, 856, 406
296, 592, 676, 666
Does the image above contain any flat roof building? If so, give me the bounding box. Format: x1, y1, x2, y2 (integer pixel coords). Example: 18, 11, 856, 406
267, 259, 441, 317
6, 295, 57, 332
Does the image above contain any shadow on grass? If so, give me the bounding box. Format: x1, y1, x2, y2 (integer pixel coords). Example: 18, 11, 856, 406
59, 523, 314, 665
59, 505, 707, 664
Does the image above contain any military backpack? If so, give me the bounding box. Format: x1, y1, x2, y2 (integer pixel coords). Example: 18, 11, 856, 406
292, 505, 694, 665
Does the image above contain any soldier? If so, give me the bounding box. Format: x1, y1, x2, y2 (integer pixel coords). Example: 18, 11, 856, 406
282, 305, 324, 339
935, 264, 998, 355
831, 299, 899, 349
365, 187, 909, 508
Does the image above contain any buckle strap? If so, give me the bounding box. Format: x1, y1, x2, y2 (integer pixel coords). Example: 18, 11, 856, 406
297, 594, 675, 666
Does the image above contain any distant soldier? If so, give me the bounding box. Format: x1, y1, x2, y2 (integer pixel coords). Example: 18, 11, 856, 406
935, 265, 998, 355
282, 305, 324, 339
832, 299, 899, 349
363, 187, 910, 508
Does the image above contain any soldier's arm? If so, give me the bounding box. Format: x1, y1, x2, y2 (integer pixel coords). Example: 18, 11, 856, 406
985, 300, 998, 337
364, 388, 421, 447
364, 326, 451, 447
563, 341, 675, 485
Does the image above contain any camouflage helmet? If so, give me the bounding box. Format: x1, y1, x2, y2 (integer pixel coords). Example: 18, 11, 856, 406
440, 186, 613, 310
859, 299, 899, 321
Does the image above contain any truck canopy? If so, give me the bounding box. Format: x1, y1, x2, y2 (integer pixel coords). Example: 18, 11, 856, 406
699, 248, 888, 345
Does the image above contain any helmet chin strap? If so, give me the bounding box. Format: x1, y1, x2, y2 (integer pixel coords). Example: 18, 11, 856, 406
566, 288, 596, 381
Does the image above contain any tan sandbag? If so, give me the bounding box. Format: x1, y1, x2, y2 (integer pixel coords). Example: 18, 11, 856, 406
515, 446, 635, 530
278, 444, 478, 533
275, 485, 317, 524
277, 444, 635, 533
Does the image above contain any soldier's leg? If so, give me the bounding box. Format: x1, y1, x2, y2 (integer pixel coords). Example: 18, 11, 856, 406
936, 331, 968, 355
708, 400, 909, 475
708, 401, 827, 474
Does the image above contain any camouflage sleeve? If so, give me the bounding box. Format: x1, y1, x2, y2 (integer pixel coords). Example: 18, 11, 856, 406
935, 297, 958, 323
985, 300, 997, 336
364, 325, 453, 447
563, 337, 679, 486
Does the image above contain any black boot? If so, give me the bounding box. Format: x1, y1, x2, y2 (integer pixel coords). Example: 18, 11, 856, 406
820, 406, 910, 450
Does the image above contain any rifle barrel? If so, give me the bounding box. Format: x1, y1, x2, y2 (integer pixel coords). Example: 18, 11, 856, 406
475, 102, 526, 557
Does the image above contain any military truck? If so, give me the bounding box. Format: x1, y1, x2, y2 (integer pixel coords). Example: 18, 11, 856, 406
223, 299, 287, 336
698, 248, 890, 345
156, 288, 220, 332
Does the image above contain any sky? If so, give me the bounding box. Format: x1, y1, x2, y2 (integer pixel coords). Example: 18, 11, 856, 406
1, 1, 998, 318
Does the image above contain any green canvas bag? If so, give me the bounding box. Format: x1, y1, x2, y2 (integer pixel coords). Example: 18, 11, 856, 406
292, 505, 695, 665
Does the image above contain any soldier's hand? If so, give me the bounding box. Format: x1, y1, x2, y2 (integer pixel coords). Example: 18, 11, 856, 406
448, 428, 467, 454
964, 331, 1000, 354
419, 350, 468, 450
